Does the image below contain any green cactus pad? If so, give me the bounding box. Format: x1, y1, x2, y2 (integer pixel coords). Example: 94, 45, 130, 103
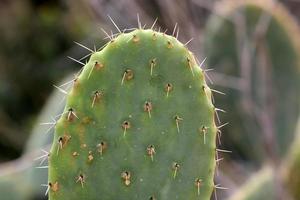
48, 29, 217, 199
204, 0, 300, 162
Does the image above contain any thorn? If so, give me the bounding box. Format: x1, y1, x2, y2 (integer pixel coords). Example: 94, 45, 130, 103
121, 171, 131, 186
36, 166, 49, 169
121, 69, 134, 85
216, 158, 224, 163
41, 182, 58, 195
214, 185, 218, 200
215, 184, 228, 190
144, 101, 153, 118
216, 130, 222, 146
172, 23, 178, 36
176, 27, 180, 39
39, 121, 55, 126
41, 183, 50, 196
214, 110, 221, 125
122, 121, 131, 137
187, 57, 195, 76
195, 178, 202, 196
67, 56, 85, 66
199, 57, 207, 69
76, 174, 86, 188
88, 64, 95, 79
184, 38, 194, 46
203, 68, 214, 72
199, 126, 209, 144
147, 145, 156, 161
172, 162, 180, 179
97, 141, 107, 155
214, 108, 226, 124
74, 67, 84, 81
53, 85, 68, 95
174, 115, 183, 133
165, 83, 173, 97
150, 17, 158, 30
216, 148, 232, 153
123, 27, 137, 33
88, 61, 104, 79
150, 58, 156, 76
57, 135, 71, 155
211, 89, 226, 95
107, 15, 121, 33
40, 117, 56, 134
215, 108, 226, 113
137, 13, 141, 29
100, 28, 112, 40
57, 137, 63, 155
67, 108, 79, 121
142, 24, 147, 29
34, 149, 50, 165
58, 78, 76, 88
79, 52, 93, 61
74, 41, 94, 53
204, 72, 214, 85
110, 30, 115, 40
91, 91, 102, 108
54, 111, 65, 119
217, 122, 229, 129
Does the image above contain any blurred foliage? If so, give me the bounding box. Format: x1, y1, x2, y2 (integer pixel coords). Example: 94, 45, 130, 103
0, 0, 93, 161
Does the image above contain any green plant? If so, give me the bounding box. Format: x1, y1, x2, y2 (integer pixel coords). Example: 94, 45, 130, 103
228, 117, 300, 200
48, 27, 220, 199
204, 0, 300, 163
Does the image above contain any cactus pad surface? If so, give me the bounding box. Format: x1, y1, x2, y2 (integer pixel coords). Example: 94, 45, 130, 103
49, 29, 217, 199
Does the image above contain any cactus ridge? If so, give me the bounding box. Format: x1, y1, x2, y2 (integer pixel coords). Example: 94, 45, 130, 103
48, 28, 218, 199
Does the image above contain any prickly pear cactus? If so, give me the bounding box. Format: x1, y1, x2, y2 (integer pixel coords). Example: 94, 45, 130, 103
204, 0, 300, 162
228, 166, 275, 200
48, 29, 218, 199
282, 117, 300, 199
228, 117, 300, 200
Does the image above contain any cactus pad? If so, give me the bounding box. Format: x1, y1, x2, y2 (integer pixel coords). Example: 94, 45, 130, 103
204, 0, 300, 162
48, 29, 217, 199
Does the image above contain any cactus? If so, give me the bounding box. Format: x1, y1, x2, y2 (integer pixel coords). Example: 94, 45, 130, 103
282, 117, 300, 199
47, 27, 219, 199
204, 0, 300, 162
228, 166, 275, 200
228, 117, 300, 200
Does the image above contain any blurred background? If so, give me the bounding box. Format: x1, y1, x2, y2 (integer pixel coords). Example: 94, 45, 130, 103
0, 0, 300, 199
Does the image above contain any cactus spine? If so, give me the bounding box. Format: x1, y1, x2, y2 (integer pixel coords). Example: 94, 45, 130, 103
48, 27, 219, 199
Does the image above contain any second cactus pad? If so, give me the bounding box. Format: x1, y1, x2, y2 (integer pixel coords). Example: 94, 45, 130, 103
49, 29, 217, 199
